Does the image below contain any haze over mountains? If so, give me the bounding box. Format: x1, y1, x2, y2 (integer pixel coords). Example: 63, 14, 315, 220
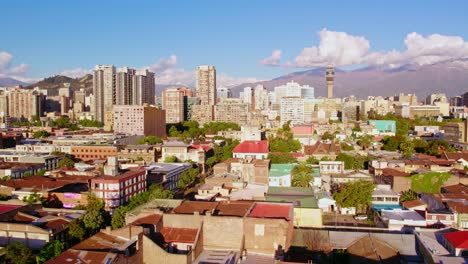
2, 59, 467, 99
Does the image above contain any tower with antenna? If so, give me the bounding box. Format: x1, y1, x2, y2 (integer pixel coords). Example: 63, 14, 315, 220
326, 65, 335, 98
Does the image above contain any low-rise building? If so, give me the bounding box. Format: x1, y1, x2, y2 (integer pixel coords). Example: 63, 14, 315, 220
90, 168, 147, 211
268, 163, 296, 187
232, 140, 269, 160
70, 145, 119, 161
212, 158, 270, 185
146, 163, 192, 190
118, 145, 161, 163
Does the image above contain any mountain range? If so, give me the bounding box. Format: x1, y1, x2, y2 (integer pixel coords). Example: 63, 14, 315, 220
2, 59, 468, 99
231, 59, 468, 99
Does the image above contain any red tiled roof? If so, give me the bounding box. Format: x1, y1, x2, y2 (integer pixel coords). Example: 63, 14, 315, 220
131, 214, 162, 226
292, 126, 314, 135
173, 201, 219, 215
216, 201, 254, 217
160, 227, 198, 243
445, 152, 468, 161
248, 203, 291, 220
381, 168, 410, 177
443, 231, 468, 249
402, 200, 426, 209
303, 142, 340, 155
442, 184, 468, 194
191, 144, 212, 152
46, 218, 70, 230
0, 205, 21, 214
232, 140, 269, 154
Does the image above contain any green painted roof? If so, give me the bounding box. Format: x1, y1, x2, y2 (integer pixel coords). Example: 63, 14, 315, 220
266, 187, 318, 208
269, 163, 297, 177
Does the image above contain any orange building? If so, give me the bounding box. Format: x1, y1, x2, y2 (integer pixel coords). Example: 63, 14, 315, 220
71, 145, 119, 161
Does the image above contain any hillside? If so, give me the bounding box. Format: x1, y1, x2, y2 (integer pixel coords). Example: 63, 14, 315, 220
0, 77, 29, 87
26, 74, 93, 96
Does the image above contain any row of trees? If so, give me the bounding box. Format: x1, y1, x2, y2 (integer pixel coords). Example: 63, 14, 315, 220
382, 136, 455, 157
168, 121, 241, 140
206, 139, 240, 167
3, 240, 64, 264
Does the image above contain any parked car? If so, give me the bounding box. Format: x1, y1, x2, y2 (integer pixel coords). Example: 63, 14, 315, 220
354, 214, 368, 220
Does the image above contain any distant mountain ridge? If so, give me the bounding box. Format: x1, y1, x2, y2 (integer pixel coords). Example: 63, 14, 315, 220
231, 59, 468, 98
0, 77, 29, 87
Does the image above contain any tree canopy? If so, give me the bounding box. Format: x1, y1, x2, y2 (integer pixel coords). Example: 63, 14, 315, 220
333, 180, 375, 213
335, 153, 369, 170
4, 241, 33, 264
58, 157, 75, 168
136, 136, 163, 145
32, 130, 51, 139
268, 153, 298, 164
177, 168, 199, 189
36, 240, 64, 264
410, 172, 451, 193
291, 163, 314, 187
82, 193, 110, 234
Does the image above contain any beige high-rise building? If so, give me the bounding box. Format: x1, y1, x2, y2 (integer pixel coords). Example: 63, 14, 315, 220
94, 65, 155, 129
193, 65, 216, 124
113, 105, 166, 138
162, 88, 186, 124
214, 98, 249, 125
196, 65, 216, 105
93, 65, 116, 125
7, 89, 43, 121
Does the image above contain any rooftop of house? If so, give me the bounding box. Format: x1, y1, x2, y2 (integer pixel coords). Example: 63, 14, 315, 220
269, 164, 296, 177
442, 184, 468, 194
292, 125, 314, 135
402, 199, 427, 209
173, 201, 219, 215
232, 140, 269, 154
92, 167, 146, 181
0, 162, 43, 170
0, 204, 21, 214
444, 152, 468, 162
381, 168, 410, 177
381, 209, 425, 221
146, 162, 192, 173
304, 142, 341, 155
248, 203, 292, 220
73, 231, 132, 251
44, 249, 119, 264
131, 214, 162, 226
160, 227, 198, 244
0, 176, 68, 191
215, 201, 255, 217
443, 231, 468, 249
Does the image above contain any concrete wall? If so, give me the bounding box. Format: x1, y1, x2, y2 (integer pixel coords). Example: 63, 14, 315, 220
0, 223, 50, 250
243, 217, 292, 255
294, 208, 323, 227
143, 235, 190, 264
203, 215, 244, 250
162, 213, 203, 229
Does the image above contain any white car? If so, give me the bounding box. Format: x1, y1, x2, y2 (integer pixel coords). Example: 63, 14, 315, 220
354, 215, 368, 221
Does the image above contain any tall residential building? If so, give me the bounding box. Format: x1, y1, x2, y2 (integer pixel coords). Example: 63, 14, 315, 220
425, 93, 447, 105
217, 86, 232, 101
93, 65, 116, 125
196, 65, 216, 105
243, 86, 253, 106
274, 81, 314, 101
134, 69, 155, 105
280, 97, 305, 126
115, 67, 155, 106
192, 65, 216, 124
214, 98, 249, 125
450, 96, 463, 107
162, 88, 187, 123
326, 65, 335, 99
463, 92, 468, 107
115, 67, 136, 105
113, 104, 166, 138
7, 89, 43, 121
254, 84, 269, 111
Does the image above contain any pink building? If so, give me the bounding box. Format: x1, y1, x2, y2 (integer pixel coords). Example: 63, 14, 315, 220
113, 105, 166, 138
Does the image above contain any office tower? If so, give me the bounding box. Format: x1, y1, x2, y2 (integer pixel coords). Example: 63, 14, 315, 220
254, 84, 269, 111
450, 96, 463, 107
196, 65, 216, 105
326, 65, 335, 99
162, 88, 187, 123
93, 65, 116, 124
74, 89, 86, 103
425, 93, 447, 105
217, 86, 231, 101
280, 97, 304, 126
7, 89, 43, 121
113, 105, 166, 137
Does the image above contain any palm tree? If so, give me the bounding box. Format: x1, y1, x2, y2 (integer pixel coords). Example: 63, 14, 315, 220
292, 171, 313, 187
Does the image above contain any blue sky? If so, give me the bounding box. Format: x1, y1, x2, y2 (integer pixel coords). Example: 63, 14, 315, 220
1, 0, 468, 85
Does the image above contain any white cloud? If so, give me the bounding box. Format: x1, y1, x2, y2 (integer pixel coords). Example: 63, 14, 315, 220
59, 68, 92, 78
294, 29, 370, 67
147, 55, 260, 87
263, 29, 468, 68
0, 51, 29, 79
259, 49, 282, 66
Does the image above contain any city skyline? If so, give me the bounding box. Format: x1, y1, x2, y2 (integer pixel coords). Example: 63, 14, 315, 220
1, 0, 468, 87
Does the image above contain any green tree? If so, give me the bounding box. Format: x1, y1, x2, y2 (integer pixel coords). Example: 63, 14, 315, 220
400, 189, 418, 202
68, 219, 86, 241
164, 155, 178, 163
0, 194, 10, 201
36, 240, 64, 264
269, 136, 301, 153
340, 142, 354, 151
321, 131, 335, 141
82, 193, 109, 234
413, 138, 429, 153
425, 140, 451, 156
4, 242, 33, 264
32, 130, 51, 139
335, 153, 369, 170
268, 153, 298, 164
136, 136, 163, 145
333, 180, 375, 213
305, 156, 319, 165
78, 119, 103, 127
168, 125, 180, 137
58, 157, 75, 168
291, 163, 314, 187
381, 136, 404, 152
177, 168, 199, 189
399, 140, 415, 158
357, 135, 373, 150
23, 172, 32, 178
36, 169, 46, 176
22, 193, 42, 205
410, 172, 451, 193
111, 206, 128, 230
